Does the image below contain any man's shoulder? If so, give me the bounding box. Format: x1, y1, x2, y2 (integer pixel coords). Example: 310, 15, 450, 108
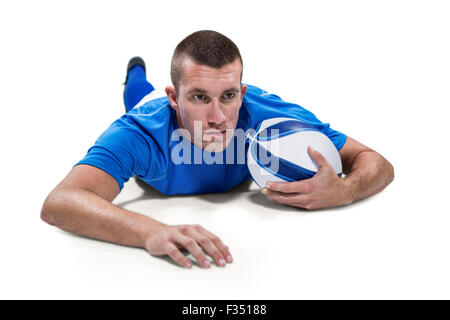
119, 96, 175, 132
241, 83, 326, 129
243, 83, 269, 96
98, 96, 174, 148
127, 96, 172, 117
243, 83, 283, 103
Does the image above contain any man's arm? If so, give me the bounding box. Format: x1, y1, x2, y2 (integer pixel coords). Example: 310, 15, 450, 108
263, 136, 394, 210
40, 164, 232, 268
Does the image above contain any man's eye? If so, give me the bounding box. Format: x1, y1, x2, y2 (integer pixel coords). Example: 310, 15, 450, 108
223, 93, 235, 100
193, 94, 207, 102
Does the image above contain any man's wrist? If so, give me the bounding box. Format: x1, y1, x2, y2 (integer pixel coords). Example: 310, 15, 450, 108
340, 174, 358, 206
135, 215, 167, 248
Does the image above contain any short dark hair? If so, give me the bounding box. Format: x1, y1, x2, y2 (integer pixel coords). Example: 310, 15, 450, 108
170, 30, 243, 90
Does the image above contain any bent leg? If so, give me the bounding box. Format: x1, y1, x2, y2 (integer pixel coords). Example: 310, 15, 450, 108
123, 65, 155, 112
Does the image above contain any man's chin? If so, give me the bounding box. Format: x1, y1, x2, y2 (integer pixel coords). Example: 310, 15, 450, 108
203, 139, 230, 153
202, 129, 234, 152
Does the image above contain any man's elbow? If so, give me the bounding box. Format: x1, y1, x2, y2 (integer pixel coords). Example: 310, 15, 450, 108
40, 190, 63, 227
372, 151, 395, 187
385, 158, 395, 186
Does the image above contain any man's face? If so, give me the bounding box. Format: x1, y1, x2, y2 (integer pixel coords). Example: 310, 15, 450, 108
166, 57, 247, 151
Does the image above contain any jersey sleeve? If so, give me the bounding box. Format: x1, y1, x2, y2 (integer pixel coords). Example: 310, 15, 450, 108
243, 84, 348, 151
74, 123, 153, 190
322, 124, 347, 151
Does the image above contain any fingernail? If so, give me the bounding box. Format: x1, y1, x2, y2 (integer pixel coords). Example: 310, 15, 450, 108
267, 183, 272, 188
185, 261, 192, 268
226, 255, 233, 263
218, 258, 226, 266
203, 260, 211, 267
262, 188, 268, 194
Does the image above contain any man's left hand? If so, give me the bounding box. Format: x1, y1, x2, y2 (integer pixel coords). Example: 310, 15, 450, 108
262, 146, 351, 210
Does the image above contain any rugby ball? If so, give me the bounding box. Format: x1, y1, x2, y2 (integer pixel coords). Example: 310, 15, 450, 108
247, 117, 342, 188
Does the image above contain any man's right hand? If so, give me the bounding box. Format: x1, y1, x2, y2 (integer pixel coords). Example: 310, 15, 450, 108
41, 165, 233, 269
144, 224, 233, 268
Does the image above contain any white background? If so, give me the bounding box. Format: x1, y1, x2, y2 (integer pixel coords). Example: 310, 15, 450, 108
1, 0, 449, 299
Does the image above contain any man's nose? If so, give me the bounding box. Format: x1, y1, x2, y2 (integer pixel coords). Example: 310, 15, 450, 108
207, 99, 226, 125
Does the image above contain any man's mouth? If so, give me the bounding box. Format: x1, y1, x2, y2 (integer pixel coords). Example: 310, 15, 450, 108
203, 129, 227, 142
205, 129, 226, 135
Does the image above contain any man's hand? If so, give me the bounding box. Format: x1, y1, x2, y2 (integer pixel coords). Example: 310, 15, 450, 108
262, 146, 351, 210
144, 224, 233, 268
42, 165, 234, 269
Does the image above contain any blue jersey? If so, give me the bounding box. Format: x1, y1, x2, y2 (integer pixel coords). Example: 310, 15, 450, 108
75, 84, 347, 194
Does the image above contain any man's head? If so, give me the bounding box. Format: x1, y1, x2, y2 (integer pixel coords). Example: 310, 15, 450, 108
165, 30, 247, 151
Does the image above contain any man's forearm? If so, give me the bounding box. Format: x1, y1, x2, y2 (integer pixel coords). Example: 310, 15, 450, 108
342, 151, 394, 204
41, 188, 165, 248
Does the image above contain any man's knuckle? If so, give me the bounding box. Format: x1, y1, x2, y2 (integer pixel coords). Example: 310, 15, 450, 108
184, 238, 196, 246
167, 247, 178, 256
158, 234, 169, 243
197, 237, 210, 246
160, 239, 173, 251
210, 236, 220, 244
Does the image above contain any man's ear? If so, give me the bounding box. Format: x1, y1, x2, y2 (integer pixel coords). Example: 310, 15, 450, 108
240, 83, 247, 103
165, 86, 179, 110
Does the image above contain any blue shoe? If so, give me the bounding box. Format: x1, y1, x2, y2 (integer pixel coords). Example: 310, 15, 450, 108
123, 56, 154, 112
124, 56, 146, 85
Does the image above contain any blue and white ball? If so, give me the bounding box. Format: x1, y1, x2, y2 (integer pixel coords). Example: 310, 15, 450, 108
247, 117, 342, 188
